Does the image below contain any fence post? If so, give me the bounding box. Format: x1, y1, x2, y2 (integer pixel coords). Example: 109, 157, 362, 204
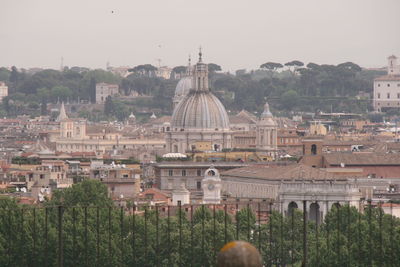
120, 206, 124, 266
337, 203, 341, 266
109, 206, 113, 266
213, 204, 216, 263
368, 199, 372, 267
224, 204, 228, 245
257, 202, 261, 252
269, 201, 272, 267
315, 202, 319, 267
33, 208, 36, 267
236, 200, 239, 240
96, 207, 100, 265
155, 205, 159, 267
84, 206, 88, 267
45, 207, 48, 267
302, 200, 307, 267
58, 206, 64, 267
72, 207, 76, 266
178, 201, 182, 266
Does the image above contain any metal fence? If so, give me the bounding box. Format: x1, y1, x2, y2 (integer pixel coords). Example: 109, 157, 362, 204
0, 200, 399, 267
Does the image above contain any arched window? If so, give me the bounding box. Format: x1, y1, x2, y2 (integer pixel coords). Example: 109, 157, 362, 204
311, 144, 317, 155
288, 201, 298, 217
309, 202, 320, 223
207, 170, 215, 176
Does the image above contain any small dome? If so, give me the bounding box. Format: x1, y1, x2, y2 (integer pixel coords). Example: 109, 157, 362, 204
171, 91, 230, 130
174, 76, 192, 98
150, 112, 157, 119
258, 101, 277, 126
129, 112, 136, 119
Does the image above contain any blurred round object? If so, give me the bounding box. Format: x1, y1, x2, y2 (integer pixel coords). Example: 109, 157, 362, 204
217, 241, 262, 267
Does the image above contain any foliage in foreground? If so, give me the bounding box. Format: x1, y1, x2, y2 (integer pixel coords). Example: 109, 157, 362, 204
0, 180, 399, 266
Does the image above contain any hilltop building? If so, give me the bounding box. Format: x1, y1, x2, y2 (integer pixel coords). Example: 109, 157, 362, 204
0, 82, 8, 101
96, 83, 119, 104
373, 55, 400, 111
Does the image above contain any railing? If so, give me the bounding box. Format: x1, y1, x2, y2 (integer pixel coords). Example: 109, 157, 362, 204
0, 200, 399, 266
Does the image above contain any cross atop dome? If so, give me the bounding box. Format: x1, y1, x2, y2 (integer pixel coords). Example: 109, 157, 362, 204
187, 54, 192, 76
198, 46, 203, 62
261, 100, 273, 118
193, 47, 209, 91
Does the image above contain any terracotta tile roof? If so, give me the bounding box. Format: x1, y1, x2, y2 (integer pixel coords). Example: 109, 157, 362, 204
221, 163, 345, 180
138, 188, 170, 201
324, 153, 400, 166
374, 75, 400, 81
229, 115, 254, 124
86, 125, 120, 134
70, 152, 96, 157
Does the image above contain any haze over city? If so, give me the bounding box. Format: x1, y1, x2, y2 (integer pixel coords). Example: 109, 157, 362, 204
1, 0, 400, 70
1, 1, 400, 266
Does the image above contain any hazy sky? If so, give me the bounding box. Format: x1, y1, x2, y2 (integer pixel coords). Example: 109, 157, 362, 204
1, 0, 399, 71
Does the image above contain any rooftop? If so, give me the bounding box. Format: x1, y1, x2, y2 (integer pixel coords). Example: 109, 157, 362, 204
221, 163, 348, 181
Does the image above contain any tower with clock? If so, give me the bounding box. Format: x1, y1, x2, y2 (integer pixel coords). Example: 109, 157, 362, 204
202, 166, 222, 204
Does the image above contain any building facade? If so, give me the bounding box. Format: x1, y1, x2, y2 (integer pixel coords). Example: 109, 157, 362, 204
373, 55, 400, 111
89, 161, 141, 198
96, 83, 119, 104
0, 82, 8, 101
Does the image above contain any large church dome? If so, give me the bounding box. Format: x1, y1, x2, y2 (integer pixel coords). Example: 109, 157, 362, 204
171, 52, 230, 131
171, 91, 230, 130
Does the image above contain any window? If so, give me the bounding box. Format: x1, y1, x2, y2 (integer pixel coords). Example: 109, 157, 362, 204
378, 84, 380, 87
168, 170, 173, 176
197, 181, 201, 190
197, 170, 201, 176
182, 170, 186, 176
398, 93, 400, 99
311, 144, 317, 155
377, 93, 380, 99
387, 93, 390, 99
387, 84, 390, 87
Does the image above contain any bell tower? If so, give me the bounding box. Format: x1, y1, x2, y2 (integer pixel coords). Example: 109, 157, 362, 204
387, 55, 399, 75
202, 166, 222, 204
300, 136, 324, 168
256, 101, 278, 158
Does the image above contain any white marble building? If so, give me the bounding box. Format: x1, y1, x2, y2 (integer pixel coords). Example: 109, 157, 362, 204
0, 81, 8, 101
279, 181, 362, 221
373, 55, 400, 111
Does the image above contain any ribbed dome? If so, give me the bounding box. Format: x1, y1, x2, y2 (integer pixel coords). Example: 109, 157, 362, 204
171, 90, 230, 130
174, 76, 192, 98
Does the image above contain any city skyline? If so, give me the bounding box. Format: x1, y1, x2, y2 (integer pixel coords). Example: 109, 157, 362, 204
1, 0, 400, 71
